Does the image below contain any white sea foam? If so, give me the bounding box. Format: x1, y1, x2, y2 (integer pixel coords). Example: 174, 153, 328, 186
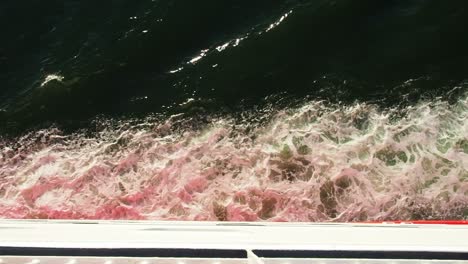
0, 94, 467, 221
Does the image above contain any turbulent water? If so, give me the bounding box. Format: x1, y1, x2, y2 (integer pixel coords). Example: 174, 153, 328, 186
0, 0, 468, 221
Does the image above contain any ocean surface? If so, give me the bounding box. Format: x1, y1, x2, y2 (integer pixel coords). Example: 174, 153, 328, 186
0, 0, 467, 221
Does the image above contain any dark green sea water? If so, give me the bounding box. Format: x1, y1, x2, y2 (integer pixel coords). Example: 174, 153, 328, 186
1, 0, 468, 133
1, 0, 468, 221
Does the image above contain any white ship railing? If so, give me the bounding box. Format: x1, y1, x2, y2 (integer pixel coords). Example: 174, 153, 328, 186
0, 220, 467, 263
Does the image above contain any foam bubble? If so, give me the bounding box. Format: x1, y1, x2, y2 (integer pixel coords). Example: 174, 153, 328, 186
0, 94, 467, 221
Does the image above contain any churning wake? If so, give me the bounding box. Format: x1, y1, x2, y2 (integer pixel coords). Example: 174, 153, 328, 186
1, 93, 467, 221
